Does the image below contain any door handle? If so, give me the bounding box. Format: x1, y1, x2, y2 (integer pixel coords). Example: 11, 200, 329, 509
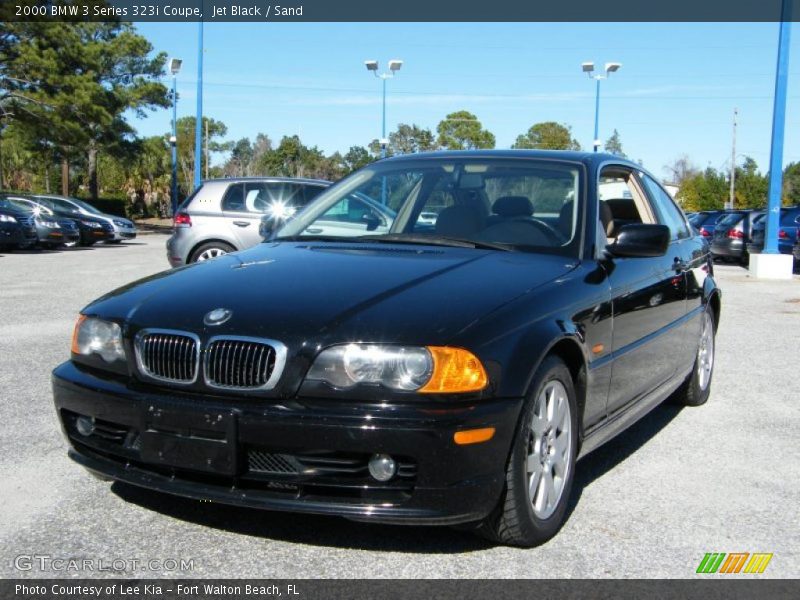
233, 221, 250, 227
306, 227, 323, 234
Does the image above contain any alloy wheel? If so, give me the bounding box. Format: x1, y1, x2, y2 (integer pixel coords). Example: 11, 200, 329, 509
197, 247, 228, 261
697, 311, 715, 391
526, 380, 572, 520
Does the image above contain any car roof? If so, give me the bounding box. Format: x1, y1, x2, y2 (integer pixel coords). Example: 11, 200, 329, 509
382, 149, 639, 166
201, 176, 332, 186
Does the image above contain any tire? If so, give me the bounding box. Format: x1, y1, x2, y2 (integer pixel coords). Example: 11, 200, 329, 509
84, 240, 96, 247
476, 356, 578, 547
189, 241, 235, 263
672, 307, 716, 407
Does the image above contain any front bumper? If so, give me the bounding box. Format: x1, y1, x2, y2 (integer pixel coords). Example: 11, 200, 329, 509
80, 228, 114, 244
36, 227, 80, 245
0, 225, 34, 247
111, 227, 137, 241
52, 361, 521, 525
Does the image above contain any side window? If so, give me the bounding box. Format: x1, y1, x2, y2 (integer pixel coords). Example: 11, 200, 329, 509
302, 185, 326, 205
221, 183, 245, 211
317, 195, 381, 225
639, 173, 691, 240
597, 167, 655, 246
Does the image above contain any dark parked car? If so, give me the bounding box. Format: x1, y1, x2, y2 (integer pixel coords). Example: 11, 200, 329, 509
53, 151, 720, 547
688, 210, 727, 239
18, 195, 115, 246
2, 195, 80, 248
0, 201, 38, 250
710, 209, 762, 263
31, 194, 136, 243
747, 206, 800, 256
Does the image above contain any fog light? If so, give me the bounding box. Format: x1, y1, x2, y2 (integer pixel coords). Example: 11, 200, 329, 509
368, 454, 397, 482
75, 416, 95, 437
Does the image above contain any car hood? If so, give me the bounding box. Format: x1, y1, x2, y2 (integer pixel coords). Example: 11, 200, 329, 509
85, 241, 578, 346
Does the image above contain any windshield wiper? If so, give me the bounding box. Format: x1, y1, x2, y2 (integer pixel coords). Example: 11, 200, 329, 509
358, 234, 514, 252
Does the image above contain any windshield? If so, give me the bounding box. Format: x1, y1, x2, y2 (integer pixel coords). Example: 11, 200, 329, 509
50, 196, 102, 214
275, 158, 582, 255
718, 213, 744, 227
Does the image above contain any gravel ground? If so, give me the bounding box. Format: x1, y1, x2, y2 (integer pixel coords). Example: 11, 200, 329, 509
0, 236, 798, 579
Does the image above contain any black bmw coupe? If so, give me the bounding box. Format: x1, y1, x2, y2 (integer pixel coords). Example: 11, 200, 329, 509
53, 151, 720, 546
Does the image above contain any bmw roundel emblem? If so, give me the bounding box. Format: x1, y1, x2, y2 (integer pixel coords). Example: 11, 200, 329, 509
204, 308, 233, 326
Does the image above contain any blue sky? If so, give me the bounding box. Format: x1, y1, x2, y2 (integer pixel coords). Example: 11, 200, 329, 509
132, 21, 800, 181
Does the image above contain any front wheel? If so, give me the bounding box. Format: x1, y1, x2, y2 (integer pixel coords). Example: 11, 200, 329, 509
477, 356, 578, 547
672, 308, 716, 407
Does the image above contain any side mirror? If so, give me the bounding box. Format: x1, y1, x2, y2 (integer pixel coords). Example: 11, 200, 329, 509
606, 224, 670, 258
362, 213, 382, 231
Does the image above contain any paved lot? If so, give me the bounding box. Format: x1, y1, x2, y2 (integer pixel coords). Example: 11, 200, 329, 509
0, 236, 798, 579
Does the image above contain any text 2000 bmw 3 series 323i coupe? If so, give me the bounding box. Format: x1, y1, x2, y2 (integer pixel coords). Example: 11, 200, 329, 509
53, 151, 720, 546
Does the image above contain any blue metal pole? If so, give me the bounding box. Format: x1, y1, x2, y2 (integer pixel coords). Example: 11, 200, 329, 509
193, 21, 203, 191
170, 75, 178, 215
593, 78, 601, 152
380, 76, 387, 204
381, 77, 387, 159
764, 0, 792, 255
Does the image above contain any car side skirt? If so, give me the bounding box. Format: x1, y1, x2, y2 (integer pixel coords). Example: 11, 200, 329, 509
577, 362, 691, 460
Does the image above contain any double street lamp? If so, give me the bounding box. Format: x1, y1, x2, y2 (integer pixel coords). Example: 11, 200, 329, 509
168, 58, 182, 216
364, 59, 403, 158
581, 61, 622, 152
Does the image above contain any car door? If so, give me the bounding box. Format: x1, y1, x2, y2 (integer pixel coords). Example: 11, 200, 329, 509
222, 181, 308, 249
602, 167, 689, 416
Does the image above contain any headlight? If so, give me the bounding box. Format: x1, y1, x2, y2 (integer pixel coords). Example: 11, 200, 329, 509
0, 214, 17, 223
80, 220, 101, 228
306, 344, 488, 393
40, 220, 60, 228
71, 316, 125, 363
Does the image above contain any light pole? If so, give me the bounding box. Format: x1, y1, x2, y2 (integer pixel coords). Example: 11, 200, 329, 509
364, 59, 403, 158
581, 62, 621, 152
193, 21, 203, 191
168, 58, 182, 217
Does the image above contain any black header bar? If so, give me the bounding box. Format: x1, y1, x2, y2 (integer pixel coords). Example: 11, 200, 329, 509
2, 0, 799, 22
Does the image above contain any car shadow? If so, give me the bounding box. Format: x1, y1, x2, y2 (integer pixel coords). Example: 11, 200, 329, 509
110, 402, 684, 553
564, 402, 684, 521
110, 482, 493, 553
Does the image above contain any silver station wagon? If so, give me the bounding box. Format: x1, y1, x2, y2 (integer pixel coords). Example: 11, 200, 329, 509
167, 177, 330, 266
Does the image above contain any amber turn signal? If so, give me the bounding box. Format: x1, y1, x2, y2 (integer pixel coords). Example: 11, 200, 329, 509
419, 346, 488, 394
70, 315, 86, 354
453, 427, 496, 445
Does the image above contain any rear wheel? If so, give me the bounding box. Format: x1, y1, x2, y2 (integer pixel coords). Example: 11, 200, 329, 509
476, 356, 578, 547
673, 308, 716, 406
189, 241, 235, 263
